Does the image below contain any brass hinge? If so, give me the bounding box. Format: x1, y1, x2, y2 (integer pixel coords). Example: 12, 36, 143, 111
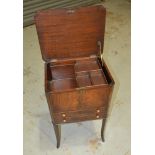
90, 54, 97, 58
67, 9, 75, 14
50, 59, 58, 63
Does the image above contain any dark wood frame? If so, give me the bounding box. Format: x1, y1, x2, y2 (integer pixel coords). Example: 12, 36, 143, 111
35, 5, 114, 148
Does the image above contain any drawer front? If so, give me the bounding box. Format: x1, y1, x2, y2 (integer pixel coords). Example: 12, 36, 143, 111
53, 107, 107, 124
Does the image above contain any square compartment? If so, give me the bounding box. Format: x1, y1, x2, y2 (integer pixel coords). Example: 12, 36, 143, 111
51, 64, 75, 80
50, 78, 77, 91
75, 59, 100, 72
76, 72, 91, 87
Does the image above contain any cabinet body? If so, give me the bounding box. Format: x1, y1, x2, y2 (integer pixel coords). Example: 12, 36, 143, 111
45, 58, 114, 124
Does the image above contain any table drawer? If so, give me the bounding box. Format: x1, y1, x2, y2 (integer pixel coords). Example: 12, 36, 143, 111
53, 107, 107, 124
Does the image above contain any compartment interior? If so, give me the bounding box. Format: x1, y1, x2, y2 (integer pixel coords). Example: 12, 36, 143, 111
48, 58, 110, 92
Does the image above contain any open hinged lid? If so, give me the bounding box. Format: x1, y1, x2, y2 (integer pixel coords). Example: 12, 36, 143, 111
35, 5, 106, 62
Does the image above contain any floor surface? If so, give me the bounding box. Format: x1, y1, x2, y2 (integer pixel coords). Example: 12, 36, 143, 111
24, 0, 131, 154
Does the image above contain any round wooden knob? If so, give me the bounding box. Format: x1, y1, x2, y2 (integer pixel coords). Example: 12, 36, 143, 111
62, 113, 66, 117
96, 109, 100, 113
63, 119, 66, 122
96, 115, 99, 119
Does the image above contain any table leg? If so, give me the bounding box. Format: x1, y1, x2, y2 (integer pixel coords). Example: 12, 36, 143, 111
101, 119, 106, 142
52, 122, 61, 148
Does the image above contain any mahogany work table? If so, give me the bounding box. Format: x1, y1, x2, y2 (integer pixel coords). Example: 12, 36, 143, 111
35, 5, 114, 148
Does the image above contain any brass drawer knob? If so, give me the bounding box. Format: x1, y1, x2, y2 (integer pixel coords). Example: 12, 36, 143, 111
62, 113, 66, 122
62, 113, 66, 117
63, 119, 66, 122
96, 115, 99, 119
96, 109, 100, 113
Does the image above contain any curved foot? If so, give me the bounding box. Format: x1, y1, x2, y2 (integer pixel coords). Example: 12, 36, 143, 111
52, 122, 61, 148
101, 133, 105, 142
101, 119, 106, 142
57, 142, 60, 148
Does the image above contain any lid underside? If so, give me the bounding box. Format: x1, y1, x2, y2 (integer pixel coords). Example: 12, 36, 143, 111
35, 5, 106, 61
